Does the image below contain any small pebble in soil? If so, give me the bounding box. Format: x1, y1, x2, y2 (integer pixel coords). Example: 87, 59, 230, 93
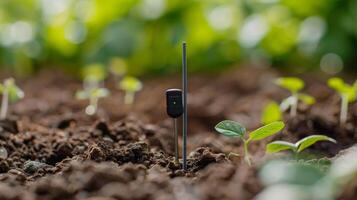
23, 160, 49, 174
0, 146, 8, 159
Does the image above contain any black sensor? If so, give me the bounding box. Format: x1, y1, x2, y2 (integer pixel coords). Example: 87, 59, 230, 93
166, 89, 183, 118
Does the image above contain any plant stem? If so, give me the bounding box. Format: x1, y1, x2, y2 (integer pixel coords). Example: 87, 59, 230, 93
85, 97, 98, 115
293, 151, 299, 160
243, 141, 251, 166
290, 93, 298, 117
124, 92, 134, 105
0, 88, 9, 120
340, 95, 348, 125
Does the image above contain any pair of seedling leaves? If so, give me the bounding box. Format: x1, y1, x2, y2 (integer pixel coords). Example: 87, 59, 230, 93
262, 77, 315, 125
215, 120, 336, 165
0, 78, 24, 119
262, 77, 357, 125
76, 62, 143, 115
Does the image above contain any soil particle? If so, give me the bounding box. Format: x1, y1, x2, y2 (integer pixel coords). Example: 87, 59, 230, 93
23, 160, 50, 174
0, 146, 8, 159
187, 147, 228, 172
0, 119, 19, 134
0, 160, 10, 173
0, 184, 21, 200
121, 142, 151, 165
92, 121, 111, 139
86, 145, 106, 162
55, 118, 76, 129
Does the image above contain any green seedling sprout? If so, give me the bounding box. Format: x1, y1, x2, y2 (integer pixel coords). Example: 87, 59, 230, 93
261, 101, 282, 125
275, 77, 315, 117
109, 57, 127, 80
0, 78, 24, 120
119, 76, 142, 105
266, 135, 336, 158
327, 77, 357, 124
76, 87, 109, 116
215, 120, 285, 166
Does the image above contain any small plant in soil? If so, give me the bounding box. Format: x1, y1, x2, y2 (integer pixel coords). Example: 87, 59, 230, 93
0, 78, 24, 120
275, 77, 315, 117
266, 135, 337, 157
215, 120, 285, 166
327, 77, 357, 124
76, 87, 110, 116
119, 76, 143, 105
77, 64, 109, 115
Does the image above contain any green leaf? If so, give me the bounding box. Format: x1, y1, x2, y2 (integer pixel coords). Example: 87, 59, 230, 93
266, 141, 296, 153
2, 78, 24, 103
76, 90, 89, 100
82, 63, 107, 82
298, 93, 315, 105
8, 85, 24, 103
215, 120, 246, 138
261, 101, 282, 125
328, 78, 356, 102
296, 135, 337, 153
110, 57, 127, 76
76, 88, 110, 100
0, 84, 3, 94
91, 88, 110, 98
328, 78, 348, 93
275, 77, 304, 93
259, 160, 325, 186
119, 76, 143, 92
249, 121, 285, 141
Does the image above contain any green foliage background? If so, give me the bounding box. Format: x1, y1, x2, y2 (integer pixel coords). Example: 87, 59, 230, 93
0, 0, 356, 76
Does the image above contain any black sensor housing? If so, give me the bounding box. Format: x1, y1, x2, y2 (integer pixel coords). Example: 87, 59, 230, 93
166, 89, 183, 118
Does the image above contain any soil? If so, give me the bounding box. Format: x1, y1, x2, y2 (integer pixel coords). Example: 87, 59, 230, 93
0, 67, 356, 200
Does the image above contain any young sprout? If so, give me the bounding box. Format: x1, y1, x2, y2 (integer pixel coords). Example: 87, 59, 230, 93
109, 57, 127, 80
119, 76, 142, 105
215, 120, 285, 166
82, 63, 107, 90
261, 101, 282, 125
76, 87, 110, 116
0, 78, 24, 120
327, 77, 357, 124
266, 135, 336, 157
275, 77, 315, 117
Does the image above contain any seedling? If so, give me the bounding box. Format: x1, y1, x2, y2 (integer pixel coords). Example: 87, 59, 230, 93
327, 77, 357, 124
266, 135, 337, 157
275, 77, 315, 117
261, 101, 282, 125
118, 76, 142, 105
0, 78, 24, 120
215, 120, 285, 166
76, 87, 110, 116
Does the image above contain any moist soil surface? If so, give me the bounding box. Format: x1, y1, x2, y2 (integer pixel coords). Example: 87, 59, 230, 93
0, 67, 356, 200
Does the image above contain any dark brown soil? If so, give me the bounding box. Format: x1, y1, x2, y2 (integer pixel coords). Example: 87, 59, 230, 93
0, 67, 356, 200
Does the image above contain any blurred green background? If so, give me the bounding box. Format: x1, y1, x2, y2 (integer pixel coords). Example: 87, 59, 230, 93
0, 0, 356, 77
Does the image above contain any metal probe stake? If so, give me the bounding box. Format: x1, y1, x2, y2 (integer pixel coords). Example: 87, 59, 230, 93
182, 42, 188, 171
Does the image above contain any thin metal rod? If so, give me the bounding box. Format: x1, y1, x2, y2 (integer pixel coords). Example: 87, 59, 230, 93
173, 118, 179, 163
182, 42, 188, 170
